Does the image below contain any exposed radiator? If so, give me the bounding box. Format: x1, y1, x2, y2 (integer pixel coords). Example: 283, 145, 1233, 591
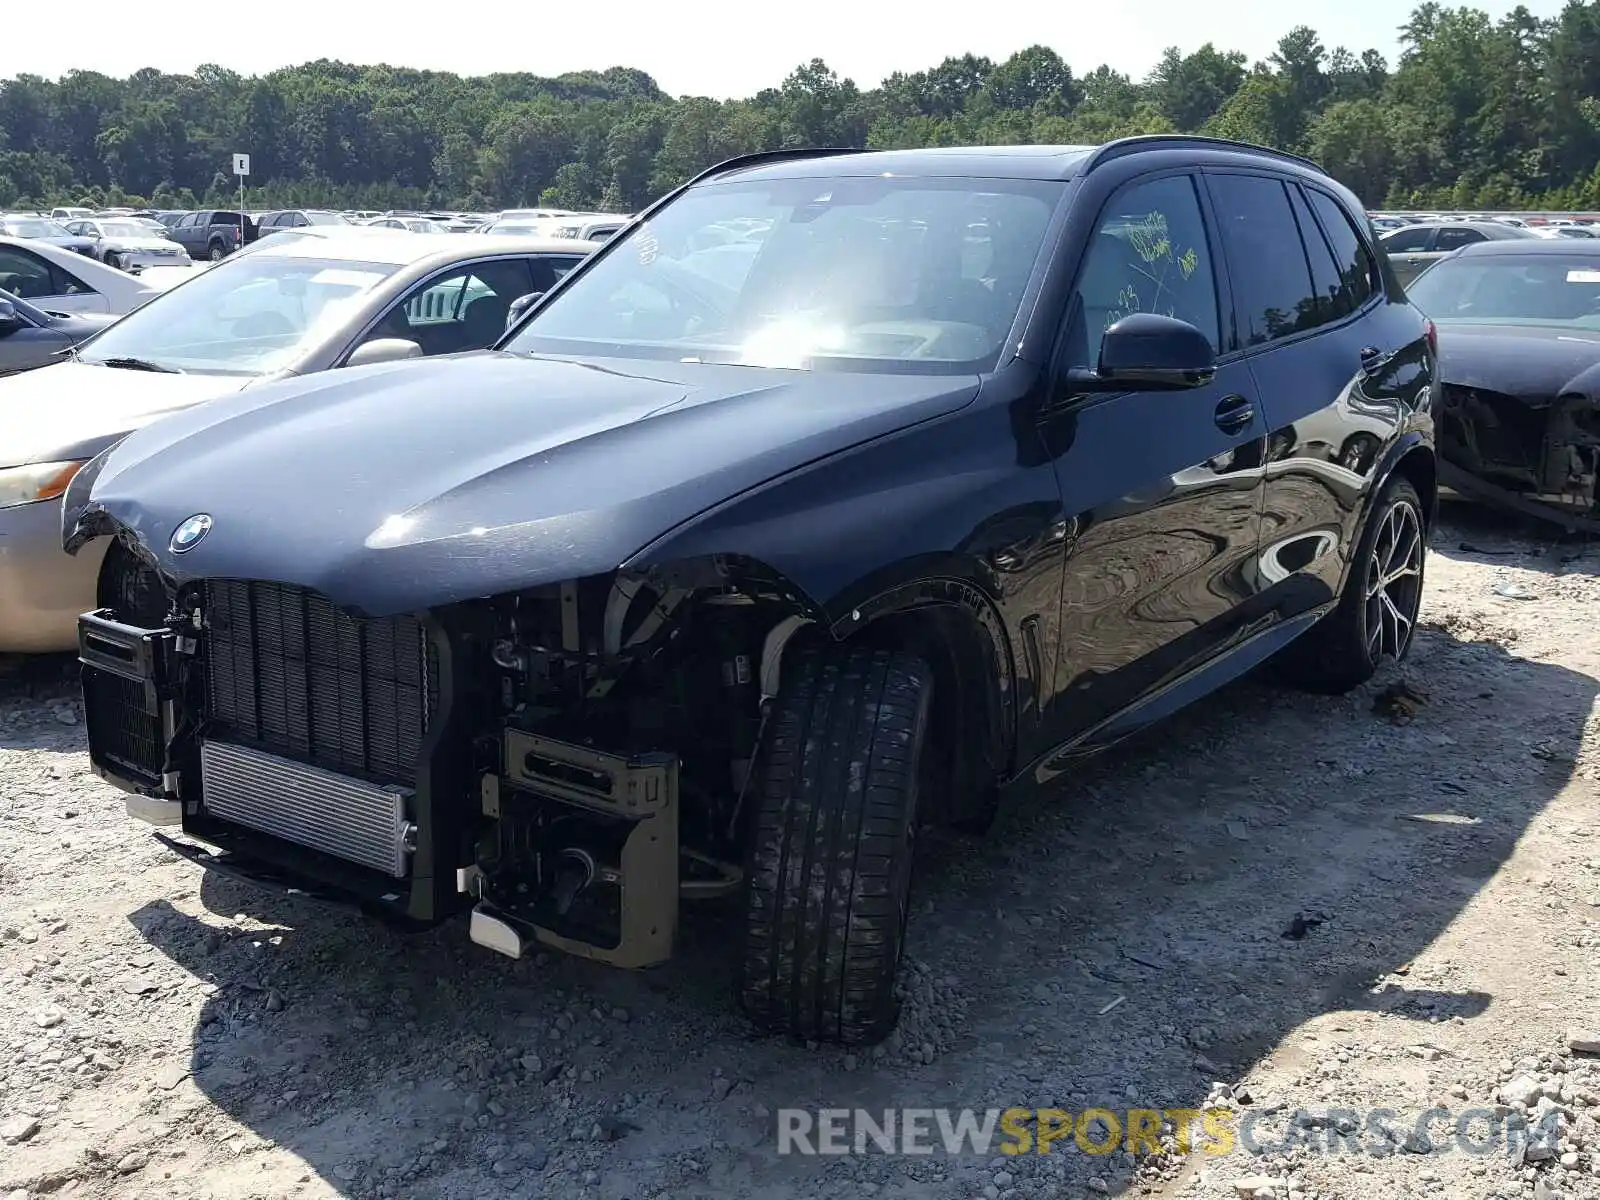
204, 580, 436, 785
200, 740, 413, 877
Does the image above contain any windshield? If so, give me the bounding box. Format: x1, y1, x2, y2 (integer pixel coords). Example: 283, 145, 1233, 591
505, 176, 1063, 373
98, 222, 152, 238
2, 219, 72, 238
77, 256, 398, 374
305, 212, 350, 226
1407, 255, 1600, 327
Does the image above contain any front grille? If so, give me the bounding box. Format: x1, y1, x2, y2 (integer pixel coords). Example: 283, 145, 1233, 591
83, 669, 164, 785
204, 580, 437, 785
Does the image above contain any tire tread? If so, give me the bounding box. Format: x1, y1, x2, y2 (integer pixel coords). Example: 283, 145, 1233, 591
738, 645, 931, 1045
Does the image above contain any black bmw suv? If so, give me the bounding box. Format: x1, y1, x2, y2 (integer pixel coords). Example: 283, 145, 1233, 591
65, 137, 1437, 1045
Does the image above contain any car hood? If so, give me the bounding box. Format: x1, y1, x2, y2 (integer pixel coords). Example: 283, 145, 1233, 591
49, 312, 120, 341
69, 352, 978, 616
1436, 322, 1600, 404
102, 235, 181, 250
29, 235, 95, 252
1, 360, 253, 467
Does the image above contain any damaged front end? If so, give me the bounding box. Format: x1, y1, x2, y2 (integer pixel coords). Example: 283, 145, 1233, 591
77, 535, 817, 969
1439, 381, 1600, 531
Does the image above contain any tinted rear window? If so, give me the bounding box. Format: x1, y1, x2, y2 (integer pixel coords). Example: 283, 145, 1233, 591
1306, 189, 1379, 310
1207, 174, 1322, 345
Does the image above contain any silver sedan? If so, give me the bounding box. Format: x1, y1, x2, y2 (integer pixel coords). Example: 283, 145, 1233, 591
0, 230, 596, 653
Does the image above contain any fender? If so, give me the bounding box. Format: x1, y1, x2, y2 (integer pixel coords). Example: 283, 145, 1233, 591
1333, 429, 1437, 601
835, 573, 1020, 792
623, 383, 1068, 781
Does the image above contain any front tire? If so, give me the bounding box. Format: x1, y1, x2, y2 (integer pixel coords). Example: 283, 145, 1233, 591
737, 646, 932, 1045
105, 251, 122, 270
1277, 476, 1426, 693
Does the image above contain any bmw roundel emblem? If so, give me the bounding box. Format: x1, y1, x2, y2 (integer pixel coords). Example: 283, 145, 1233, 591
170, 514, 213, 554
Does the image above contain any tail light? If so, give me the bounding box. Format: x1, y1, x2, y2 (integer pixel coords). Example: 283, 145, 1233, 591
1424, 317, 1437, 358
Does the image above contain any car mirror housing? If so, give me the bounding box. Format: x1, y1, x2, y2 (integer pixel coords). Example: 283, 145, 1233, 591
346, 338, 423, 368
506, 292, 544, 330
1069, 313, 1217, 392
0, 296, 20, 332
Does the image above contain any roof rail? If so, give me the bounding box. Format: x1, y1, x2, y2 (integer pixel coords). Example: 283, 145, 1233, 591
1083, 135, 1323, 175
685, 146, 869, 188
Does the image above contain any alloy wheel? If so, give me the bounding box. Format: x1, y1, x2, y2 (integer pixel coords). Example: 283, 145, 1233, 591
1363, 497, 1423, 661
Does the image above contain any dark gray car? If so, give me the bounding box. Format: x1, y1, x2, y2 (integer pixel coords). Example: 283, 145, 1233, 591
1380, 220, 1539, 286
0, 291, 116, 376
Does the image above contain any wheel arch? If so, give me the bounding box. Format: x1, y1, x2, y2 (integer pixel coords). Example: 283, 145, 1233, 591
1336, 434, 1435, 600
656, 551, 1020, 827
838, 588, 1011, 832
825, 568, 1017, 827
1391, 442, 1438, 526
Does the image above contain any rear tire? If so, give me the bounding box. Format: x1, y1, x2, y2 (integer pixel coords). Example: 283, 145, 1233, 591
737, 645, 931, 1046
207, 241, 226, 261
1275, 476, 1426, 694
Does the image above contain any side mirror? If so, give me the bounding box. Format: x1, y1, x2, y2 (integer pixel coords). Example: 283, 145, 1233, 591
0, 296, 19, 332
1069, 312, 1217, 391
506, 292, 544, 329
346, 337, 423, 368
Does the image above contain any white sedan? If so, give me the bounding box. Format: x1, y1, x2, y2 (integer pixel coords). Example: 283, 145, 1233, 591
0, 236, 166, 315
0, 230, 598, 652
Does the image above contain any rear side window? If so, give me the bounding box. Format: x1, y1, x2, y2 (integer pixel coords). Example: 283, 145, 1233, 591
1305, 189, 1379, 310
1286, 185, 1347, 326
0, 247, 91, 299
0, 246, 56, 299
49, 260, 91, 297
1435, 227, 1487, 250
1207, 173, 1322, 346
529, 256, 582, 293
1381, 226, 1434, 253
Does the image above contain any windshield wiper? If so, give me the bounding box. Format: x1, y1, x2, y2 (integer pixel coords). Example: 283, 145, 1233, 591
95, 356, 183, 374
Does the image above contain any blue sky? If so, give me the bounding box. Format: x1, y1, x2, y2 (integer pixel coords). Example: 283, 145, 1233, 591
4, 0, 1572, 98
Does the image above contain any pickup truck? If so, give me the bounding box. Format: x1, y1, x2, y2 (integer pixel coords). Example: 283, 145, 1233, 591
168, 210, 259, 261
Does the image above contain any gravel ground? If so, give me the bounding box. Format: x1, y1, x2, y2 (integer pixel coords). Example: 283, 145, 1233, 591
2, 500, 1599, 1200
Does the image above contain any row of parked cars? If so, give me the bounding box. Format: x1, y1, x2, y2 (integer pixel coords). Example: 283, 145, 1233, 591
6, 140, 1600, 1047
5, 204, 631, 271
1369, 211, 1600, 285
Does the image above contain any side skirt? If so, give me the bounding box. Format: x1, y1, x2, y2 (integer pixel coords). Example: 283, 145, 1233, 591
1025, 606, 1330, 784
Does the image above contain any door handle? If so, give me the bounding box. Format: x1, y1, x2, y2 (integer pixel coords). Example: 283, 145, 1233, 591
1213, 394, 1255, 435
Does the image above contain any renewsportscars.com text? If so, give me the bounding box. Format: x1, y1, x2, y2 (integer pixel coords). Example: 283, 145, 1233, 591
776, 1106, 1560, 1158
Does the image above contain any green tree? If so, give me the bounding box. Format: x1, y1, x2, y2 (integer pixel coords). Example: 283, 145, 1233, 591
6, 11, 1600, 217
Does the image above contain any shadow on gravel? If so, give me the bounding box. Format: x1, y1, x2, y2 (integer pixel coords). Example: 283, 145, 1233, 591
116, 527, 1597, 1199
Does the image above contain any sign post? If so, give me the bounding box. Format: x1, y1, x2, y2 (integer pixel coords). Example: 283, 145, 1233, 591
232, 153, 250, 250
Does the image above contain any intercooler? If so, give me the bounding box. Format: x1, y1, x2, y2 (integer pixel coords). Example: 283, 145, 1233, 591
199, 579, 438, 875
200, 740, 413, 877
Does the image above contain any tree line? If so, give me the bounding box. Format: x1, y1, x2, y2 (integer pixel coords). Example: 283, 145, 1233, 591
4, 1, 1600, 215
